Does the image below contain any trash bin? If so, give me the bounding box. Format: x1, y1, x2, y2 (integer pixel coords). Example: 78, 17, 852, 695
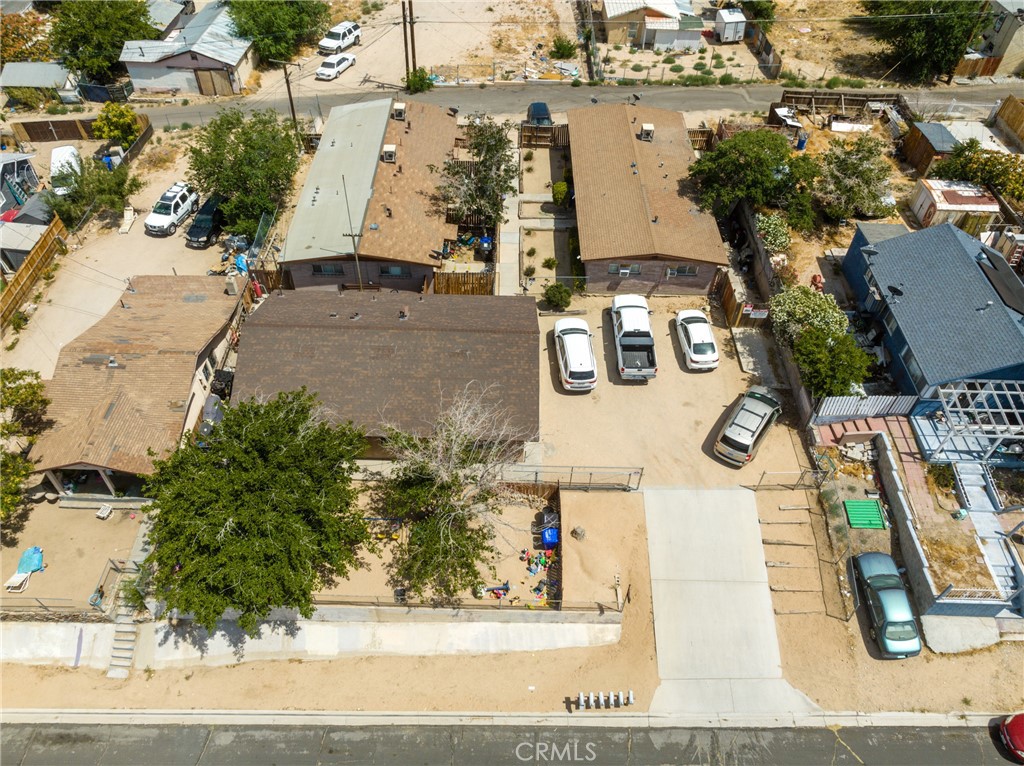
796, 131, 809, 151
541, 527, 560, 547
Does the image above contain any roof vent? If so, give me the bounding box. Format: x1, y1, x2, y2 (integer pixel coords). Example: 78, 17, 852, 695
399, 306, 410, 321
639, 123, 655, 142
392, 102, 406, 121
107, 356, 118, 368
381, 144, 397, 163
349, 312, 361, 320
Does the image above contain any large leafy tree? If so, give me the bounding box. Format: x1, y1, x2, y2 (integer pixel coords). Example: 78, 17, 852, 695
860, 1, 990, 82
769, 286, 849, 348
50, 0, 158, 82
187, 108, 301, 239
228, 0, 331, 62
92, 102, 141, 148
1, 13, 54, 64
1, 368, 51, 523
432, 114, 518, 228
931, 138, 1024, 201
367, 385, 538, 604
689, 130, 818, 215
43, 160, 144, 230
814, 134, 894, 220
740, 1, 776, 32
794, 326, 871, 398
143, 390, 369, 635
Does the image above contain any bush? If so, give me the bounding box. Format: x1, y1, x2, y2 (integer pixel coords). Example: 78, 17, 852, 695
669, 64, 684, 73
543, 282, 572, 310
523, 265, 536, 277
571, 78, 582, 87
46, 103, 69, 115
769, 286, 849, 348
662, 56, 676, 64
405, 66, 433, 94
542, 256, 558, 270
787, 190, 816, 233
631, 63, 645, 72
755, 212, 790, 253
93, 102, 140, 147
523, 150, 534, 162
552, 181, 569, 206
551, 34, 577, 60
526, 247, 537, 257
693, 62, 707, 71
794, 326, 871, 398
927, 464, 955, 491
712, 61, 726, 69
719, 73, 738, 85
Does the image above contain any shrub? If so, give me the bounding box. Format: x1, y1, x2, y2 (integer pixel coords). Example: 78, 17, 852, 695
571, 78, 582, 87
550, 34, 577, 60
542, 256, 558, 270
670, 64, 684, 73
631, 63, 645, 72
712, 52, 723, 60
523, 265, 536, 277
769, 286, 849, 348
693, 62, 707, 71
405, 66, 433, 94
523, 150, 534, 162
794, 326, 871, 398
543, 282, 572, 310
180, 122, 193, 131
712, 61, 726, 69
46, 103, 69, 115
662, 56, 676, 64
9, 311, 29, 333
526, 247, 537, 257
613, 44, 623, 51
718, 73, 738, 85
755, 212, 791, 253
93, 102, 140, 147
927, 464, 955, 491
552, 180, 569, 206
181, 98, 190, 106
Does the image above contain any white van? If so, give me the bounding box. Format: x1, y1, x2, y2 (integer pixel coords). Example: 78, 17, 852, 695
49, 145, 82, 197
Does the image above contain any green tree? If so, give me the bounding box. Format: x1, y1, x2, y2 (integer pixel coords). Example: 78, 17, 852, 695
404, 66, 434, 94
187, 108, 301, 239
50, 0, 157, 82
367, 385, 538, 604
543, 282, 572, 310
740, 1, 776, 32
227, 0, 330, 62
92, 102, 141, 148
1, 13, 54, 64
43, 160, 144, 229
860, 1, 990, 82
551, 181, 569, 206
0, 448, 34, 524
794, 326, 871, 398
432, 114, 517, 228
768, 286, 849, 348
550, 34, 578, 60
931, 138, 1024, 201
1, 368, 51, 523
143, 390, 369, 635
689, 130, 816, 214
813, 134, 894, 220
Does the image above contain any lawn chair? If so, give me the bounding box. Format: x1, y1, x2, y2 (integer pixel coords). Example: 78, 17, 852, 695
96, 503, 114, 520
4, 572, 30, 593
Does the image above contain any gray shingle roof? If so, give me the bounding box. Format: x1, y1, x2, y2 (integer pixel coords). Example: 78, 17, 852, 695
233, 291, 540, 439
868, 223, 1024, 387
855, 222, 908, 245
0, 63, 70, 89
913, 122, 958, 153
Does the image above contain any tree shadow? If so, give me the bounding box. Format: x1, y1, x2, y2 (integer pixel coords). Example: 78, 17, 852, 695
156, 613, 302, 662
1, 478, 49, 549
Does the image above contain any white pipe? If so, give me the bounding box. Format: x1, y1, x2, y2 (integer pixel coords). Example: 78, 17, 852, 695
588, 692, 595, 709
598, 692, 605, 708
578, 692, 585, 710
618, 691, 625, 707
628, 690, 635, 706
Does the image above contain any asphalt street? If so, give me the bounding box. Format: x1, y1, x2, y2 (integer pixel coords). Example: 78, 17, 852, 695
135, 81, 1012, 129
0, 723, 1013, 765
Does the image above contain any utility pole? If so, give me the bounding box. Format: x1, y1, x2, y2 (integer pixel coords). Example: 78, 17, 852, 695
401, 1, 411, 83
341, 175, 363, 291
408, 0, 418, 71
269, 59, 302, 149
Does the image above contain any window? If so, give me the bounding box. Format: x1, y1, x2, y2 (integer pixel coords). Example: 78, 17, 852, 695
201, 359, 214, 383
607, 263, 619, 275
609, 264, 641, 275
379, 265, 411, 278
312, 263, 344, 276
882, 307, 897, 334
629, 264, 641, 275
901, 347, 926, 390
667, 265, 698, 277
627, 21, 639, 38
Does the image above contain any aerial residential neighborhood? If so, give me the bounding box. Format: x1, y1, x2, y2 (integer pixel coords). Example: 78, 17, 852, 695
1, 0, 1024, 764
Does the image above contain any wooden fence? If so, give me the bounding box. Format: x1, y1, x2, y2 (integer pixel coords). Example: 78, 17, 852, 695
687, 127, 715, 152
994, 95, 1024, 152
953, 55, 1002, 79
433, 271, 495, 295
0, 216, 69, 327
718, 275, 769, 327
778, 89, 914, 123
519, 123, 570, 148
11, 113, 151, 152
747, 23, 783, 80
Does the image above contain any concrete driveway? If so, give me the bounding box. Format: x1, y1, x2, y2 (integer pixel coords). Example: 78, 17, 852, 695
644, 488, 819, 716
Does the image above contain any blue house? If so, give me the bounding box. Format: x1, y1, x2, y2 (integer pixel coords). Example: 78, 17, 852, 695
843, 222, 1024, 398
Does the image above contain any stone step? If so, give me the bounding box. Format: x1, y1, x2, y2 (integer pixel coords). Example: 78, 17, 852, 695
114, 625, 137, 634
106, 667, 130, 679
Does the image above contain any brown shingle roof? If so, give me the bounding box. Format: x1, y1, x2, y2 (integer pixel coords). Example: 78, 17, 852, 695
30, 276, 241, 475
567, 104, 728, 266
357, 101, 459, 266
232, 291, 539, 438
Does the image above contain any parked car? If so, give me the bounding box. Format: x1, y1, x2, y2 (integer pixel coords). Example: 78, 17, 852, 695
144, 181, 199, 236
674, 310, 719, 371
49, 145, 81, 197
553, 318, 597, 392
316, 52, 356, 80
610, 294, 657, 381
527, 102, 553, 126
1000, 714, 1024, 763
185, 195, 226, 249
713, 385, 781, 466
852, 552, 922, 659
318, 21, 360, 54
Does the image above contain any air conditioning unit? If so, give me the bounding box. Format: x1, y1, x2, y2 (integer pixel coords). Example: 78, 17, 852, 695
392, 102, 406, 121
381, 144, 397, 163
619, 268, 631, 278
639, 123, 655, 141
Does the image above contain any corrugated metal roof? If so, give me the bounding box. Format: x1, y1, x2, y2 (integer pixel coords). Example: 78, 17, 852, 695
919, 179, 1000, 212
603, 0, 678, 18
867, 224, 1024, 387
147, 0, 184, 30
281, 100, 393, 264
120, 3, 249, 66
0, 63, 70, 89
0, 153, 35, 167
0, 221, 47, 252
567, 104, 728, 266
913, 122, 958, 153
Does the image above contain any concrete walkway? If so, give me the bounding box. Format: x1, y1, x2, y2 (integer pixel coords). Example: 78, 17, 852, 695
496, 151, 524, 296
730, 328, 787, 390
643, 488, 819, 716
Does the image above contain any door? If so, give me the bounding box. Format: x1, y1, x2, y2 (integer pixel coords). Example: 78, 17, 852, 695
195, 69, 215, 96
210, 68, 233, 96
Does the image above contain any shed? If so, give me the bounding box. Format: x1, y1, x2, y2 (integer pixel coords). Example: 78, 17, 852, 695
715, 8, 746, 43
901, 122, 958, 176
910, 179, 1001, 232
0, 63, 79, 103
0, 153, 39, 214
0, 220, 48, 274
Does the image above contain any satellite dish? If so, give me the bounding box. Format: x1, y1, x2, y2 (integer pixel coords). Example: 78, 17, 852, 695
887, 285, 904, 297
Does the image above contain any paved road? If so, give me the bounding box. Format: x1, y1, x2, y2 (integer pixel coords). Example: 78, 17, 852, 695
135, 81, 1012, 128
0, 723, 1010, 765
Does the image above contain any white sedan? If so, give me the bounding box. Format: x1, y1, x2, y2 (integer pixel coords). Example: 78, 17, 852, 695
316, 53, 356, 81
553, 318, 597, 391
674, 310, 719, 371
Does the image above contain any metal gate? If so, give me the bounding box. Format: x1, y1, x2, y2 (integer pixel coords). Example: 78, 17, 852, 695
196, 69, 233, 96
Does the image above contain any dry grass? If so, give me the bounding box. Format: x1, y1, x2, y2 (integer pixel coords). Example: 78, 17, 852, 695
919, 532, 997, 591
135, 145, 179, 173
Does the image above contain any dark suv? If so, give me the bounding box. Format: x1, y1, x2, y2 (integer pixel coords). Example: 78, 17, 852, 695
527, 102, 553, 126
185, 195, 226, 249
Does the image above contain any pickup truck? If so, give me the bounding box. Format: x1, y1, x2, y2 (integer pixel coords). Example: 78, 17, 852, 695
610, 294, 658, 380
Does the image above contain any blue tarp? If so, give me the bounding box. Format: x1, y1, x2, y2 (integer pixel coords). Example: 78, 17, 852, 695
17, 546, 43, 574
234, 254, 248, 274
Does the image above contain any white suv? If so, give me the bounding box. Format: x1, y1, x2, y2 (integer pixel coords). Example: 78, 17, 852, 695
318, 22, 360, 54
145, 182, 199, 236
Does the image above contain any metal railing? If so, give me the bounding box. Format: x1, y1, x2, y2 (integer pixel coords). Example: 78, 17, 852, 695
311, 594, 623, 613
498, 464, 643, 491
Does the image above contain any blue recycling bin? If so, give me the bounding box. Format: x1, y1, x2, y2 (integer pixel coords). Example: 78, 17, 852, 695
541, 527, 559, 548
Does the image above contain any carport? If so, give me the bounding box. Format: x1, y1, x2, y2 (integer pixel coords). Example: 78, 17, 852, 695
644, 488, 819, 715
